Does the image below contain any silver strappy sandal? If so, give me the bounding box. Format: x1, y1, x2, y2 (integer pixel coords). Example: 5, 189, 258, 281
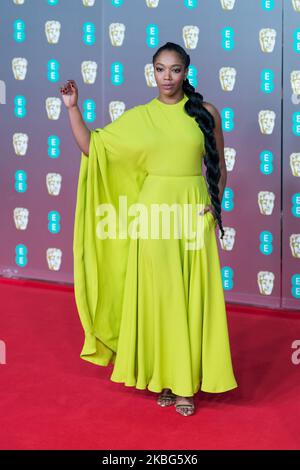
157, 388, 177, 407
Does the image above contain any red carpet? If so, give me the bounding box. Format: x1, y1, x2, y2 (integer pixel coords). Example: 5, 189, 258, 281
0, 279, 299, 450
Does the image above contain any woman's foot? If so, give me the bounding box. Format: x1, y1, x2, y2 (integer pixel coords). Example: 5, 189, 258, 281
175, 396, 195, 416
157, 388, 177, 407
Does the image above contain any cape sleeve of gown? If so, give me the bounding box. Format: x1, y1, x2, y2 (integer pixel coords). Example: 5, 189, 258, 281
73, 105, 148, 366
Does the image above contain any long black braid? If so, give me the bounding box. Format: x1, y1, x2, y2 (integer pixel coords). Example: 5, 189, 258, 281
152, 41, 225, 239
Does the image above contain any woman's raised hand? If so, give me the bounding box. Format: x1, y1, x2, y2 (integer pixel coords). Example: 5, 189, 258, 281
59, 79, 78, 109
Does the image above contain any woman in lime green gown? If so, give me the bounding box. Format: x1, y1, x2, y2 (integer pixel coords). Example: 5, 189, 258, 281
71, 42, 238, 417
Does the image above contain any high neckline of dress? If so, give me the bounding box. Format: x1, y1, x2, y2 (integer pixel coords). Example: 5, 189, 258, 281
154, 93, 188, 108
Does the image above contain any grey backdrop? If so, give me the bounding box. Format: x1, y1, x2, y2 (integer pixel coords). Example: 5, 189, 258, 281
0, 0, 299, 311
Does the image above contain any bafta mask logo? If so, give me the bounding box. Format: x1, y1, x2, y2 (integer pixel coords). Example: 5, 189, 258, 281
82, 0, 95, 6
109, 101, 126, 122
145, 0, 160, 7
46, 97, 61, 120
47, 248, 62, 271
219, 227, 236, 251
81, 61, 98, 84
258, 110, 276, 134
257, 271, 275, 296
109, 23, 126, 46
290, 153, 300, 177
14, 207, 29, 230
46, 173, 62, 196
224, 147, 236, 172
0, 80, 6, 104
259, 28, 277, 53
144, 63, 157, 87
183, 25, 199, 50
292, 0, 300, 12
290, 234, 300, 258
12, 57, 28, 80
291, 71, 300, 97
13, 132, 28, 156
258, 191, 275, 215
219, 67, 237, 92
13, 0, 25, 4
220, 0, 236, 10
45, 21, 61, 45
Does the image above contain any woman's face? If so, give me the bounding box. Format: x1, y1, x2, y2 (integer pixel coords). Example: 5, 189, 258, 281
153, 50, 187, 98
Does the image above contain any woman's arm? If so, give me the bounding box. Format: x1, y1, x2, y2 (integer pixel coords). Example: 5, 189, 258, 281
67, 104, 90, 156
60, 79, 91, 156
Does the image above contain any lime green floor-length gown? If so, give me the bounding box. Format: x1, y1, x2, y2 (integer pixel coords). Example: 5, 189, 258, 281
73, 93, 238, 396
